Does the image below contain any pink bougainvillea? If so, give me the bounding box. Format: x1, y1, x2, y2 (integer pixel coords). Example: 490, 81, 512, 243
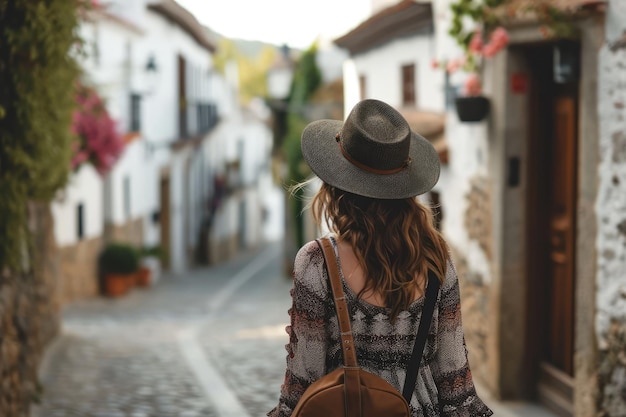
71, 83, 124, 176
481, 27, 510, 57
435, 26, 510, 96
469, 29, 484, 54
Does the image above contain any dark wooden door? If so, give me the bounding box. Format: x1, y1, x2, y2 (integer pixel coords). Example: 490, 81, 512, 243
546, 96, 577, 374
160, 175, 171, 269
537, 93, 578, 417
524, 44, 578, 417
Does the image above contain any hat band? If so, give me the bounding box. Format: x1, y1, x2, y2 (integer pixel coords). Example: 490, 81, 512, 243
336, 133, 410, 175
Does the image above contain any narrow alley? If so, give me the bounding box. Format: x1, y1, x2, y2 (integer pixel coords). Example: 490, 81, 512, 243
33, 243, 290, 417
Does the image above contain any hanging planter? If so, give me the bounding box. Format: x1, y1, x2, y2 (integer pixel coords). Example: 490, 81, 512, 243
455, 95, 490, 122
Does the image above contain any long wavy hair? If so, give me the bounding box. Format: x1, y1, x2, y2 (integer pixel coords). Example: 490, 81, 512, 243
311, 183, 449, 320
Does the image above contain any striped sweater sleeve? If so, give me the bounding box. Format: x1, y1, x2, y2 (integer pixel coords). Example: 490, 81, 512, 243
430, 260, 493, 417
268, 241, 329, 417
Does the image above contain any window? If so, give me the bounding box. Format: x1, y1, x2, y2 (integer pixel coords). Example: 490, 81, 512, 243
401, 64, 416, 107
130, 93, 141, 132
359, 75, 367, 100
77, 203, 85, 240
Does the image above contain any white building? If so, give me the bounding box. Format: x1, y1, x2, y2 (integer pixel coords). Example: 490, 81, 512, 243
334, 0, 448, 224
52, 0, 277, 301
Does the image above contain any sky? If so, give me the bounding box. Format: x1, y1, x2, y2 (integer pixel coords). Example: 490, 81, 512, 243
176, 0, 372, 49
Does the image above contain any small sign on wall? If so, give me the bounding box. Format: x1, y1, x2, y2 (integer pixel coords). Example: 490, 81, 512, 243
511, 72, 528, 94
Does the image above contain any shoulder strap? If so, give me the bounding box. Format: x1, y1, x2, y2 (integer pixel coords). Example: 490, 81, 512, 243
317, 238, 361, 417
402, 269, 441, 403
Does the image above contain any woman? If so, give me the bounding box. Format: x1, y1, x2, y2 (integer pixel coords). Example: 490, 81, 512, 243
268, 99, 492, 417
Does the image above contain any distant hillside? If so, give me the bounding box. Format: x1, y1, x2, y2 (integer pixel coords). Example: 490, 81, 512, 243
204, 26, 300, 59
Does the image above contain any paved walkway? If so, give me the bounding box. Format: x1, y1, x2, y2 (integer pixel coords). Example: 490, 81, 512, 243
34, 241, 558, 417
34, 242, 291, 417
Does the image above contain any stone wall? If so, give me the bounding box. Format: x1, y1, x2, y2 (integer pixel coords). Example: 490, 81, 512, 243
208, 233, 239, 265
107, 217, 144, 247
447, 175, 496, 389
0, 202, 60, 417
596, 25, 626, 415
57, 236, 102, 304
57, 217, 144, 303
449, 245, 492, 388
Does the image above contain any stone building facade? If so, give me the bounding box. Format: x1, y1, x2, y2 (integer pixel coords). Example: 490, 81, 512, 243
430, 0, 625, 415
595, 5, 626, 413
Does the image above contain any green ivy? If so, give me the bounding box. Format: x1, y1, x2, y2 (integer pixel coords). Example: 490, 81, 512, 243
448, 0, 508, 50
283, 42, 321, 248
0, 0, 80, 270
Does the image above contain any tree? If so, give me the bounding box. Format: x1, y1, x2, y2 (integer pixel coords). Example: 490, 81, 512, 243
283, 42, 322, 249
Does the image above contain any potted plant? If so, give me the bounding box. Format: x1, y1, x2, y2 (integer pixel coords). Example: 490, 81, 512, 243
137, 244, 164, 287
98, 243, 140, 297
433, 24, 509, 122
435, 0, 577, 123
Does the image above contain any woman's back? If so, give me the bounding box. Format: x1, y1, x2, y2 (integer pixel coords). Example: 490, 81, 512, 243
267, 99, 492, 417
267, 238, 491, 417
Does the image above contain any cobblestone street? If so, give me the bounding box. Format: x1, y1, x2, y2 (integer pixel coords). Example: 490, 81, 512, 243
34, 242, 291, 417
32, 240, 560, 417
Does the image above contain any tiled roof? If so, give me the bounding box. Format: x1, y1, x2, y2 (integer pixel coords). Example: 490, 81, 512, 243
334, 0, 433, 55
148, 0, 216, 53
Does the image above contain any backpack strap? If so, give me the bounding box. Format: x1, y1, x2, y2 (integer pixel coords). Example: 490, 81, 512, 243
317, 237, 361, 417
402, 269, 441, 403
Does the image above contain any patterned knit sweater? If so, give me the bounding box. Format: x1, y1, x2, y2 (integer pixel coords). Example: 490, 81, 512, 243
268, 237, 493, 417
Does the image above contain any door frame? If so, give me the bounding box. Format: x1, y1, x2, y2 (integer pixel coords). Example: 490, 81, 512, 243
488, 18, 600, 416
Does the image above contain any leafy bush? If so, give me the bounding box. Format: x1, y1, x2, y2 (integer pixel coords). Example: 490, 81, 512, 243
0, 0, 81, 270
139, 244, 165, 261
98, 243, 140, 275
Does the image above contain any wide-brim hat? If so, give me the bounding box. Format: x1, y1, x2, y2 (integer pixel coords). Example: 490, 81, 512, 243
301, 99, 440, 199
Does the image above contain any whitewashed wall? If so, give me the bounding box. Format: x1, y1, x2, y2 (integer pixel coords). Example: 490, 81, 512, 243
52, 164, 104, 246
595, 2, 626, 411
53, 12, 141, 249
344, 35, 444, 113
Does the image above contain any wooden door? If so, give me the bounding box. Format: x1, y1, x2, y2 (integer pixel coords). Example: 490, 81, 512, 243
524, 44, 578, 416
160, 176, 171, 269
537, 94, 578, 417
547, 96, 577, 374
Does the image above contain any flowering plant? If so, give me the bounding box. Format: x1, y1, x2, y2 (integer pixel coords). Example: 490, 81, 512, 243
432, 25, 510, 96
71, 83, 124, 176
434, 0, 575, 97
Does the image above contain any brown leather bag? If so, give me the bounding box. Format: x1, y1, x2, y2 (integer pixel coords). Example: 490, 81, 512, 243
291, 237, 440, 417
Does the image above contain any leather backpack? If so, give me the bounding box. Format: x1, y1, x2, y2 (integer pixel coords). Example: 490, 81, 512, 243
291, 237, 440, 417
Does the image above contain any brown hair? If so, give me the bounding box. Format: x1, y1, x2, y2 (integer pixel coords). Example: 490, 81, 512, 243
311, 183, 449, 320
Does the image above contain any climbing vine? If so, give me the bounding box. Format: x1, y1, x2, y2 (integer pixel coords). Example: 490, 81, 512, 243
0, 0, 81, 270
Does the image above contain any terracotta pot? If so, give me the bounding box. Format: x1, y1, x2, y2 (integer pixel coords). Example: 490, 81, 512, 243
455, 95, 490, 122
136, 267, 151, 287
105, 274, 130, 297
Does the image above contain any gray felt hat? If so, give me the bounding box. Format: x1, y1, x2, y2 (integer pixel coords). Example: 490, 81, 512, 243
301, 99, 440, 199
